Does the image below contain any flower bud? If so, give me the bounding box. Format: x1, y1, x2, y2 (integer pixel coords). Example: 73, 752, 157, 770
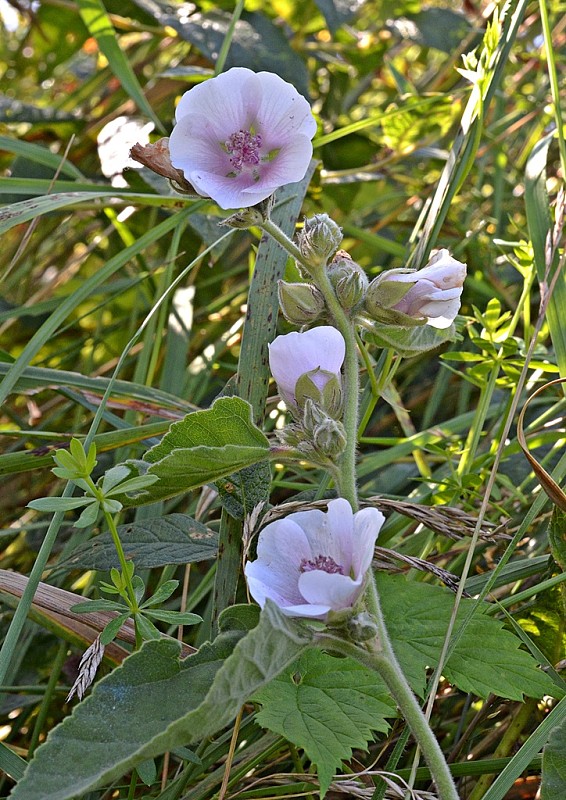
269, 327, 345, 415
365, 250, 466, 329
346, 612, 380, 642
278, 281, 325, 325
298, 214, 343, 269
328, 251, 369, 311
313, 418, 347, 457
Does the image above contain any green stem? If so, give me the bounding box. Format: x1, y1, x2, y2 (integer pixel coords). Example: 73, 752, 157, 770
259, 217, 360, 510
538, 0, 566, 179
319, 615, 459, 800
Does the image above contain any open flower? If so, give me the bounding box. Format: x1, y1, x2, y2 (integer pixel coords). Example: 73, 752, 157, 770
389, 250, 466, 329
268, 326, 345, 411
169, 68, 317, 210
245, 499, 384, 619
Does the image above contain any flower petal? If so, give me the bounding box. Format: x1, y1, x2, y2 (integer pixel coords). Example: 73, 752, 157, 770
269, 326, 345, 406
298, 570, 363, 609
351, 506, 384, 577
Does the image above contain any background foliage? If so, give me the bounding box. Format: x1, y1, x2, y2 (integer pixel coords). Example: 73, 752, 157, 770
0, 0, 565, 798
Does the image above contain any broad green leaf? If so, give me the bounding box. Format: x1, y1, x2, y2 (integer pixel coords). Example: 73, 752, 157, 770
76, 0, 163, 130
10, 603, 312, 800
216, 461, 272, 519
254, 649, 396, 797
541, 715, 566, 799
120, 397, 271, 505
378, 574, 558, 700
313, 0, 360, 34
58, 514, 217, 572
364, 322, 459, 358
218, 603, 261, 633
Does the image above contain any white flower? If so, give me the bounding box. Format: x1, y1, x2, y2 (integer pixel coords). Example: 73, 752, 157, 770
169, 67, 317, 210
245, 499, 384, 619
389, 249, 467, 329
268, 326, 345, 409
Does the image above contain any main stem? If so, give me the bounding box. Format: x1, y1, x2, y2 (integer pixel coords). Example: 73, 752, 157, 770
320, 628, 459, 800
259, 218, 359, 511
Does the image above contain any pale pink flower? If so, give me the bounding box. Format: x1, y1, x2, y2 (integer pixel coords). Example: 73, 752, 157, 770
389, 250, 467, 329
169, 67, 317, 210
245, 499, 384, 620
268, 326, 345, 409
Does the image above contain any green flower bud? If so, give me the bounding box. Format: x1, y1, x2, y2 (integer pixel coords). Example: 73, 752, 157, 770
364, 269, 425, 326
313, 418, 347, 457
278, 281, 325, 325
298, 213, 343, 269
327, 251, 369, 311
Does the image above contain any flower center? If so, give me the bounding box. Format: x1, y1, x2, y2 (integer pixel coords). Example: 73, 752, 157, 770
300, 555, 344, 575
225, 129, 263, 173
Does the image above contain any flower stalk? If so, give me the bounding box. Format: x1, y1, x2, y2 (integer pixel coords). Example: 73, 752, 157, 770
317, 623, 460, 800
260, 217, 360, 510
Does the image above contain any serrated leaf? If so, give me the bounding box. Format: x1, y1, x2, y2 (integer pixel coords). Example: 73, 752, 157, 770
363, 322, 458, 358
378, 574, 558, 700
216, 461, 272, 520
542, 714, 566, 799
254, 649, 396, 797
120, 397, 271, 506
58, 514, 217, 572
10, 603, 312, 800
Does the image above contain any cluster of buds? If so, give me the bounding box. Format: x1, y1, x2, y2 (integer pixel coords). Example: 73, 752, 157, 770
297, 213, 343, 271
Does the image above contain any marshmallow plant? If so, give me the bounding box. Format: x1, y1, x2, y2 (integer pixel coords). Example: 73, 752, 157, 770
127, 67, 466, 800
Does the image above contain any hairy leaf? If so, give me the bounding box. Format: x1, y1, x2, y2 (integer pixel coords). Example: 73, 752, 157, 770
541, 714, 566, 799
378, 574, 558, 700
120, 397, 271, 505
255, 649, 396, 796
363, 322, 459, 358
59, 514, 217, 571
10, 603, 312, 800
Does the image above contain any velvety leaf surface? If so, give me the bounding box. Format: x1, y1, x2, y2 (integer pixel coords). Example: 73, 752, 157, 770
541, 714, 566, 799
59, 514, 217, 571
378, 574, 558, 700
122, 397, 271, 505
363, 322, 458, 358
254, 649, 396, 797
10, 603, 312, 800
